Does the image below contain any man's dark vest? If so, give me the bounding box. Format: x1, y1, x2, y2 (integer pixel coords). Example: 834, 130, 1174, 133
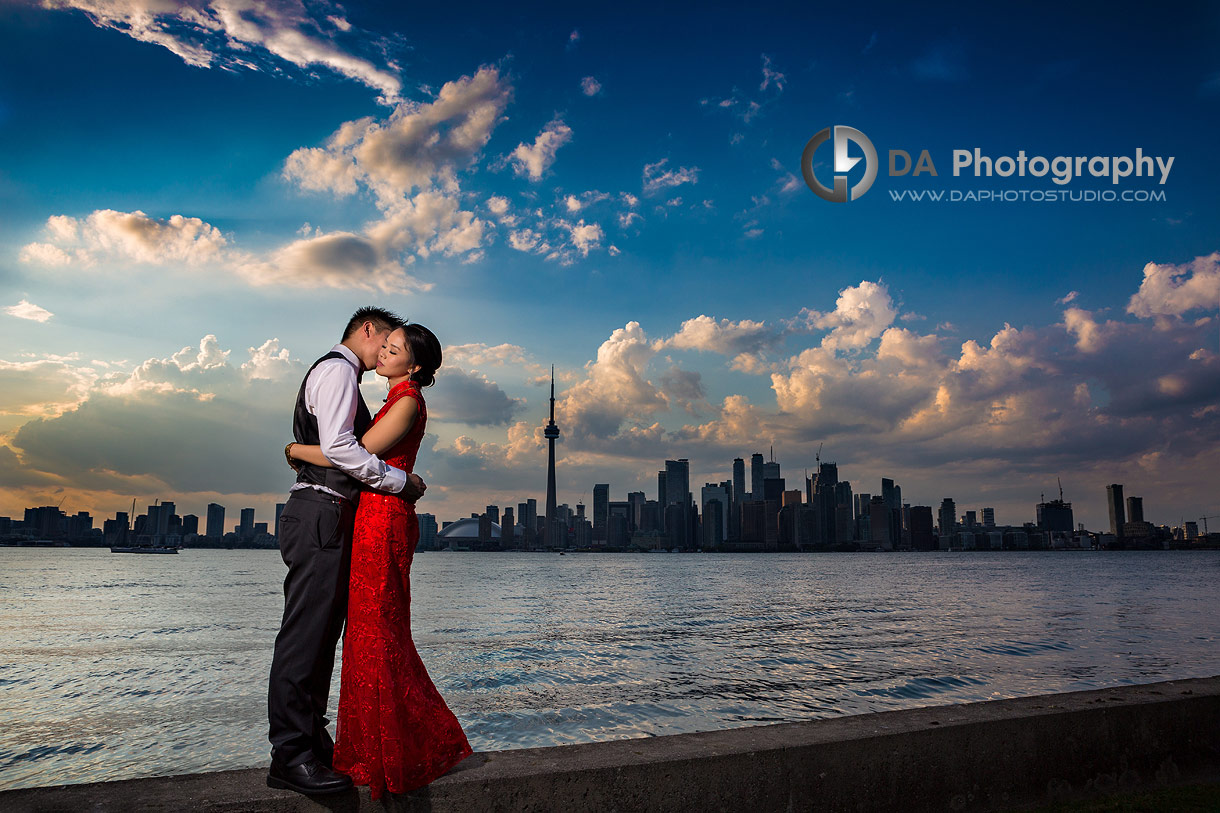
293, 351, 372, 502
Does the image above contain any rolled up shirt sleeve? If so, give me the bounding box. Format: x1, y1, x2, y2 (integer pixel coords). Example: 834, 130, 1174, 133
308, 359, 408, 494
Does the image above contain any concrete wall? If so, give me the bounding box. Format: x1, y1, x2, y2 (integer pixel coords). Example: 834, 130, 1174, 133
3, 675, 1218, 812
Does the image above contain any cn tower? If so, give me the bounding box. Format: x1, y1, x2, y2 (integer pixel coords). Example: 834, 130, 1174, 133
543, 365, 561, 546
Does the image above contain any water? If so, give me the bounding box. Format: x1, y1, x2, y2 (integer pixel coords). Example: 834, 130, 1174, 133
1, 548, 1218, 790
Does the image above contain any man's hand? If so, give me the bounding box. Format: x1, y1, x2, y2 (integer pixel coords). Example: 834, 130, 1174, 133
402, 473, 427, 502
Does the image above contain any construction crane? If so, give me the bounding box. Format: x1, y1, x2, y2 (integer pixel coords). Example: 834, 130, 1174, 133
815, 442, 823, 466
1200, 516, 1220, 535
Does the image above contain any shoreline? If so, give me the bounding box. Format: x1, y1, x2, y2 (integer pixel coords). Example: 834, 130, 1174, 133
3, 675, 1218, 811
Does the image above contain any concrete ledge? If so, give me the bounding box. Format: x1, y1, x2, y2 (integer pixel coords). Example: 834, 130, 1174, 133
4, 676, 1219, 812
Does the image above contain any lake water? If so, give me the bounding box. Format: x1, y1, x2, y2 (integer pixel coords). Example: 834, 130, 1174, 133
1, 548, 1218, 790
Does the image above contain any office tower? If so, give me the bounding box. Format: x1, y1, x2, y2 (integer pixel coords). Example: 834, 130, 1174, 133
657, 470, 667, 512
701, 483, 729, 540
938, 498, 957, 536
981, 507, 995, 527
418, 513, 438, 550
158, 501, 176, 535
814, 462, 840, 546
732, 458, 745, 504
576, 502, 586, 521
206, 503, 225, 538
1106, 484, 1125, 537
593, 484, 610, 537
607, 501, 631, 547
501, 507, 515, 546
485, 505, 500, 525
869, 496, 892, 549
1125, 496, 1143, 523
665, 459, 692, 547
627, 491, 645, 529
240, 507, 255, 539
750, 453, 764, 499
703, 498, 724, 549
964, 510, 977, 528
181, 515, 198, 536
543, 366, 562, 547
881, 479, 896, 509
763, 460, 780, 481
910, 506, 935, 550
274, 503, 285, 538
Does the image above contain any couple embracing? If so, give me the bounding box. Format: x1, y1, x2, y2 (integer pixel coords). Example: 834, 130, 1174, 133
266, 307, 471, 799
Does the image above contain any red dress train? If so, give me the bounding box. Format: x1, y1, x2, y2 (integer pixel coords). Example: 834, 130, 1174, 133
334, 379, 472, 799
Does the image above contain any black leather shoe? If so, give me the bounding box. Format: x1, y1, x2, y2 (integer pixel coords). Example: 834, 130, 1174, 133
267, 758, 353, 795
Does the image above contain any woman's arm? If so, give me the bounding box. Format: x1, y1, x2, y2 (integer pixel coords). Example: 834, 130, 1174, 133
289, 443, 334, 468
288, 396, 418, 466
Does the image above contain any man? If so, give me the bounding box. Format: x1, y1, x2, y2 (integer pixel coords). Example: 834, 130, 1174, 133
267, 306, 426, 795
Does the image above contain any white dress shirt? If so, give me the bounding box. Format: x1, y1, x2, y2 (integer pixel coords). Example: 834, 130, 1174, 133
291, 344, 407, 496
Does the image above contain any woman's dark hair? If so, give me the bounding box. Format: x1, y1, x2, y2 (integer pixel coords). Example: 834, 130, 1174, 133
401, 323, 442, 387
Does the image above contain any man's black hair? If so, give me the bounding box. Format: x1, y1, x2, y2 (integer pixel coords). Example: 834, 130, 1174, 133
342, 306, 404, 340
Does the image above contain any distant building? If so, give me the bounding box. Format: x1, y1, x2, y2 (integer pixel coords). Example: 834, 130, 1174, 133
938, 498, 957, 537
206, 503, 225, 538
593, 484, 609, 538
1037, 498, 1074, 533
1125, 496, 1144, 524
750, 453, 764, 500
418, 513, 439, 550
1106, 484, 1126, 537
732, 458, 746, 504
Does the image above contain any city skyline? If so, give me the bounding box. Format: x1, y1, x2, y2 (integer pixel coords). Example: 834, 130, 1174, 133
1, 3, 1218, 531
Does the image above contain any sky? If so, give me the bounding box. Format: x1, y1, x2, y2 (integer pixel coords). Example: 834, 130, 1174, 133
1, 1, 1218, 532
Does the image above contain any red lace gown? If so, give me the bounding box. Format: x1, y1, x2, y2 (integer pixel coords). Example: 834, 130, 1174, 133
333, 379, 472, 799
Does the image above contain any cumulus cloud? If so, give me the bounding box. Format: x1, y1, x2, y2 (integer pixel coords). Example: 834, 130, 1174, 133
509, 118, 573, 181
802, 280, 899, 350
7, 335, 306, 499
284, 66, 510, 204
1126, 251, 1220, 318
642, 158, 699, 194
666, 315, 787, 371
580, 76, 601, 96
278, 66, 508, 275
5, 300, 54, 323
20, 209, 227, 268
45, 0, 403, 102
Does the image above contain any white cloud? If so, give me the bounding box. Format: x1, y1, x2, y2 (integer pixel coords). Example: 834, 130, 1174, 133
509, 118, 573, 181
45, 0, 403, 102
20, 209, 227, 267
802, 280, 898, 350
1127, 251, 1220, 318
580, 76, 602, 96
4, 300, 54, 323
642, 158, 699, 194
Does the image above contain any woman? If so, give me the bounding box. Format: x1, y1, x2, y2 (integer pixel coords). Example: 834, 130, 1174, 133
287, 323, 472, 799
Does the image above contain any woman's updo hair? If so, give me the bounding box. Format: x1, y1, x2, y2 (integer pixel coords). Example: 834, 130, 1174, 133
401, 323, 442, 387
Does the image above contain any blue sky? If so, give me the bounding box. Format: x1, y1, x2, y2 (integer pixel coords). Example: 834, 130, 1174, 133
1, 1, 1218, 531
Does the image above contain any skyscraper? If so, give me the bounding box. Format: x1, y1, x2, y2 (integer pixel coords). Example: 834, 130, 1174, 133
750, 453, 764, 499
665, 459, 691, 548
593, 484, 609, 537
1106, 484, 1125, 537
206, 503, 225, 538
543, 366, 561, 547
732, 458, 745, 504
1125, 496, 1144, 523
